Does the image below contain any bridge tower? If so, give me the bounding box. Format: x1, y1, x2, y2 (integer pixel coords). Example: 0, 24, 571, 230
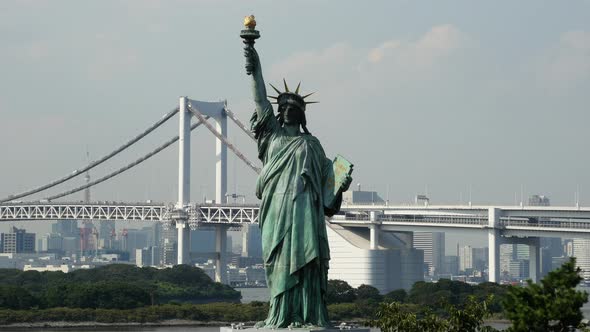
174, 97, 229, 284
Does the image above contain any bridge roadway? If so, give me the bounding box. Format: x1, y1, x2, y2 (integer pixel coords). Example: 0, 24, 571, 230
3, 202, 590, 233
3, 202, 590, 283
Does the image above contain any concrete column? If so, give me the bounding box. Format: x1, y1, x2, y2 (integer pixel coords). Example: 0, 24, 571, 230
369, 224, 380, 250
178, 96, 191, 208
488, 208, 501, 283
176, 221, 190, 265
369, 211, 380, 250
215, 109, 227, 205
528, 237, 541, 283
215, 225, 228, 284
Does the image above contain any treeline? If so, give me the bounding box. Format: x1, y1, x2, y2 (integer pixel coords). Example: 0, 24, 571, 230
325, 278, 508, 321
0, 302, 269, 325
0, 264, 240, 310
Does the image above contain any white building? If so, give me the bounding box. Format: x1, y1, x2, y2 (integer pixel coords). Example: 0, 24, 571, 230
326, 223, 423, 292
573, 238, 590, 280
24, 264, 71, 273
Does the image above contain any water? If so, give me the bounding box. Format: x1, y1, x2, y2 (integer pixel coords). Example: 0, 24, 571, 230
0, 328, 220, 332
238, 287, 270, 303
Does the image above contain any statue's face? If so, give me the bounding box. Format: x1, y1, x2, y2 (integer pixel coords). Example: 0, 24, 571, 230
282, 105, 303, 126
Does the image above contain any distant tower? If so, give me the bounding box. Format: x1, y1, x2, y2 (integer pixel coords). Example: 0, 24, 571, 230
120, 229, 128, 252
92, 227, 99, 257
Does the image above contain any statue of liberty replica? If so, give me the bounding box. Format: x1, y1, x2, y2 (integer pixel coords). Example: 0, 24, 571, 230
241, 16, 353, 328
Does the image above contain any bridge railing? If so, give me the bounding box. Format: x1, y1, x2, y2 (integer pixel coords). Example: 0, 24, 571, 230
379, 215, 488, 226
333, 213, 489, 226
500, 218, 590, 230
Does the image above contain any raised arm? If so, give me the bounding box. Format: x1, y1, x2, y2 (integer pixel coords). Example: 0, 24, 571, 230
244, 45, 273, 120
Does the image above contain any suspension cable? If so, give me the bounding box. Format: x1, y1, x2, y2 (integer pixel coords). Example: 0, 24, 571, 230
44, 116, 208, 201
224, 108, 255, 140
188, 106, 261, 174
0, 107, 180, 203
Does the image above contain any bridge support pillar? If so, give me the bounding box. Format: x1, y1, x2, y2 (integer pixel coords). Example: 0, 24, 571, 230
369, 211, 380, 250
215, 105, 228, 204
528, 237, 541, 283
488, 208, 501, 283
369, 224, 380, 250
215, 225, 228, 284
176, 221, 190, 265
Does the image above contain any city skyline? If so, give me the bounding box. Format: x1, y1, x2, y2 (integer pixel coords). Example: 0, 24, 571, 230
0, 1, 588, 207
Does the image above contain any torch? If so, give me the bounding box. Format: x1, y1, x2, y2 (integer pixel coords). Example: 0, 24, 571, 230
240, 15, 260, 75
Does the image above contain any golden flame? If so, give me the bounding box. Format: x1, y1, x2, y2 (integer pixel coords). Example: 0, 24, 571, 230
244, 15, 256, 29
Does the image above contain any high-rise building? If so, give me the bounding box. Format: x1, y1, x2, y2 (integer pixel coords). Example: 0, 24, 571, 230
515, 244, 529, 260
528, 195, 550, 206
472, 247, 488, 271
136, 248, 148, 267
509, 259, 530, 280
98, 220, 116, 249
161, 227, 177, 265
442, 255, 459, 275
79, 221, 95, 254
38, 233, 63, 253
62, 236, 78, 255
573, 238, 590, 280
342, 190, 385, 205
52, 220, 78, 237
458, 246, 473, 271
413, 232, 445, 276
541, 237, 563, 259
529, 195, 562, 274
135, 247, 158, 267
1, 226, 35, 253
500, 244, 514, 275
126, 228, 150, 261
500, 243, 531, 279
163, 238, 177, 265
242, 224, 262, 259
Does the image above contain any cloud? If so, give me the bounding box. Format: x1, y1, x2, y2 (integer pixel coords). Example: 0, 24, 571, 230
271, 24, 466, 79
368, 40, 401, 64
363, 24, 466, 74
535, 30, 590, 89
267, 24, 468, 103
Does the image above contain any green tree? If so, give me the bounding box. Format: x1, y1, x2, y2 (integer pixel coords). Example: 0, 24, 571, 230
368, 296, 497, 332
356, 284, 382, 302
326, 279, 357, 304
502, 257, 588, 332
0, 285, 37, 309
384, 289, 407, 303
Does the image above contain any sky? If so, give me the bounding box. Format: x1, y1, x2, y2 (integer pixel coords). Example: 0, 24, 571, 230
0, 1, 589, 250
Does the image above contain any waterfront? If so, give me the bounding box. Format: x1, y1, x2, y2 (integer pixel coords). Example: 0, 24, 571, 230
5, 286, 590, 331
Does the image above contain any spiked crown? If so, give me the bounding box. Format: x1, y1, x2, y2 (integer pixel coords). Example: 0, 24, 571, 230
268, 79, 318, 112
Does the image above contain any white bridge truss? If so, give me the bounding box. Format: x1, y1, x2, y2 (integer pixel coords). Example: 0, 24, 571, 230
0, 203, 259, 224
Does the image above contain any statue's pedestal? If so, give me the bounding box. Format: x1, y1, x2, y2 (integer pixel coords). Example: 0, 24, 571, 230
220, 327, 369, 332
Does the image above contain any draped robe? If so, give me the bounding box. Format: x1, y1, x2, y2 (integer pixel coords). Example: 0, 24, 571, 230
251, 99, 340, 328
